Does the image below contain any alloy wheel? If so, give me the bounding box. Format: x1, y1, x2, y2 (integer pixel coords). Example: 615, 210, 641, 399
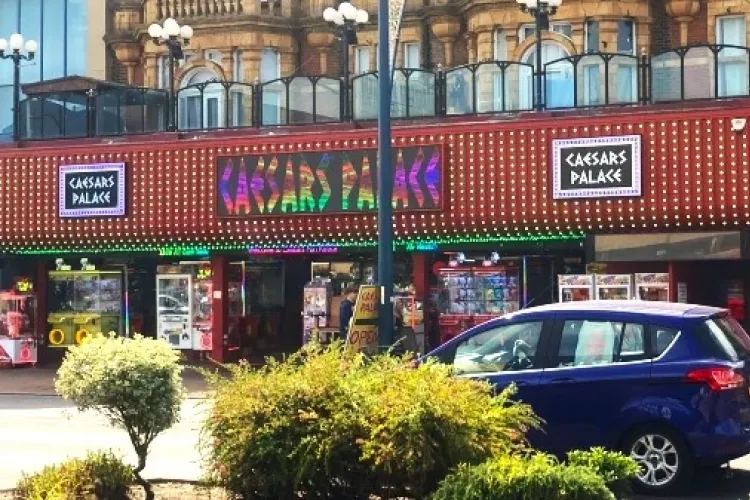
629, 433, 680, 487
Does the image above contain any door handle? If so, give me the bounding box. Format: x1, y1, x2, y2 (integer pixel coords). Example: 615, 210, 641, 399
548, 378, 575, 384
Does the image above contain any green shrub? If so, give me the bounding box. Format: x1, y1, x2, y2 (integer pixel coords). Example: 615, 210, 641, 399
16, 450, 134, 500
55, 333, 184, 500
568, 447, 639, 493
431, 453, 616, 500
202, 345, 540, 499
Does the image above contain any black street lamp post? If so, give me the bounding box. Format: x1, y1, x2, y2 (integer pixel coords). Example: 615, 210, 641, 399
148, 18, 193, 132
0, 34, 38, 142
324, 2, 369, 120
517, 0, 561, 111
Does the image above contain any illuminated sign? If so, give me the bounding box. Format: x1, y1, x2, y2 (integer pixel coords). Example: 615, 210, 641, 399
159, 246, 210, 257
14, 278, 33, 293
405, 241, 438, 252
552, 135, 641, 200
217, 146, 442, 216
59, 163, 127, 218
248, 246, 340, 256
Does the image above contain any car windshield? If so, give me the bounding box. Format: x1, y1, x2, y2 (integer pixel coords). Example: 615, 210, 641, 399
701, 315, 750, 361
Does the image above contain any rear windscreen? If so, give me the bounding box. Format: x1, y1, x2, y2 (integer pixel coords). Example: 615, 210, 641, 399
699, 316, 750, 361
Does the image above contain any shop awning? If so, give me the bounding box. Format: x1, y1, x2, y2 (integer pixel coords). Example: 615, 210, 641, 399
586, 231, 748, 262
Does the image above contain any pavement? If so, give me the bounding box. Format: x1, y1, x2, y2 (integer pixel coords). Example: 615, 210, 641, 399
0, 394, 206, 490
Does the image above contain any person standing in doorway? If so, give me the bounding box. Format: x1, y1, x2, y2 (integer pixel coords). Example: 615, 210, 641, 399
339, 286, 358, 344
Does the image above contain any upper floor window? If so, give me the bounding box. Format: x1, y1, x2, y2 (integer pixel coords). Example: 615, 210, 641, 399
585, 20, 599, 52
717, 16, 747, 46
404, 43, 420, 68
355, 46, 370, 74
520, 23, 572, 41
260, 48, 280, 83
205, 50, 223, 64
494, 29, 508, 60
617, 19, 636, 55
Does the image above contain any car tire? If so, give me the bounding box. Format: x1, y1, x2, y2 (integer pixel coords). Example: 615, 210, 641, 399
622, 426, 694, 495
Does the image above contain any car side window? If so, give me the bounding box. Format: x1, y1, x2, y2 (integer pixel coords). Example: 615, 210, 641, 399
453, 322, 544, 375
650, 326, 679, 357
557, 320, 648, 367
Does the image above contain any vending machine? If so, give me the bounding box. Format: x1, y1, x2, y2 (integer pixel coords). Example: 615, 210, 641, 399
595, 274, 633, 300
156, 274, 192, 350
558, 275, 595, 302
302, 280, 332, 345
0, 285, 37, 366
634, 273, 670, 301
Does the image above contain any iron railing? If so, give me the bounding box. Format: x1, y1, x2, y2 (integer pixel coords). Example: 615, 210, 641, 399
15, 44, 750, 140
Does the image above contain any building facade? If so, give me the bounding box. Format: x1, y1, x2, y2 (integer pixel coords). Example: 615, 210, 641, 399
0, 0, 106, 139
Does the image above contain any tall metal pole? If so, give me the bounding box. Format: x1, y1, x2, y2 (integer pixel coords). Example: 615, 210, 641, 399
534, 14, 543, 111
12, 54, 20, 141
341, 30, 350, 120
377, 0, 394, 348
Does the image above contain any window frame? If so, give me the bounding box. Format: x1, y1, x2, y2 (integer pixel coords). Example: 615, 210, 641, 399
442, 319, 555, 374
546, 316, 653, 368
519, 22, 573, 42
716, 15, 747, 46
616, 19, 636, 56
584, 19, 600, 53
403, 42, 421, 69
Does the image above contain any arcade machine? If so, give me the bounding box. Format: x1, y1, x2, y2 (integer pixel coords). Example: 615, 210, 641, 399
0, 278, 37, 366
436, 253, 480, 344
595, 274, 633, 300
302, 280, 333, 345
191, 265, 213, 354
634, 273, 670, 301
156, 272, 192, 350
558, 274, 595, 302
473, 254, 520, 325
48, 259, 123, 348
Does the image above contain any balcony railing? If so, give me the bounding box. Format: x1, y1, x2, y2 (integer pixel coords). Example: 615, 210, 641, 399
16, 44, 750, 141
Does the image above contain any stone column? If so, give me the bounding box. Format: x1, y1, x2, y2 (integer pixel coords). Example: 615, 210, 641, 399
143, 55, 159, 88
431, 16, 461, 66
307, 32, 335, 74
666, 0, 700, 45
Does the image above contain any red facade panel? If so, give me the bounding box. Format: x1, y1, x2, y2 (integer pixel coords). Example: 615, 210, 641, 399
0, 104, 748, 253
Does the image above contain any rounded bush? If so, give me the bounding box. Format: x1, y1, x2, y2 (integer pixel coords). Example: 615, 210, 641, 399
202, 345, 540, 499
431, 453, 617, 500
16, 450, 134, 500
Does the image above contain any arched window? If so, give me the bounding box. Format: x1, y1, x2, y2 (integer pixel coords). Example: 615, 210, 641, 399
178, 68, 223, 130
520, 41, 573, 109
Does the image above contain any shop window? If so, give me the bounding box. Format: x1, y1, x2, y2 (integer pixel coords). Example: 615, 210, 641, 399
404, 43, 420, 68
617, 20, 635, 55
261, 48, 282, 125
717, 16, 748, 97
355, 46, 370, 74
453, 322, 544, 375
520, 41, 572, 109
585, 20, 599, 53
557, 320, 648, 367
179, 68, 223, 130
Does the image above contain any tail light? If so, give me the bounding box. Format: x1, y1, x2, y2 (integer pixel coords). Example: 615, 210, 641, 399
685, 367, 746, 391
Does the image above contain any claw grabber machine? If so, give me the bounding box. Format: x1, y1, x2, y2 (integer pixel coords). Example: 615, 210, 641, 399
558, 274, 595, 302
0, 278, 38, 366
595, 274, 634, 300
634, 273, 670, 301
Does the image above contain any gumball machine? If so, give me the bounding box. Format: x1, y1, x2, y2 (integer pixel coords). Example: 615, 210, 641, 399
0, 278, 38, 366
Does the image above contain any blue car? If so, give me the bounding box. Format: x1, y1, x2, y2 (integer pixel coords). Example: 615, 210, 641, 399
425, 300, 750, 494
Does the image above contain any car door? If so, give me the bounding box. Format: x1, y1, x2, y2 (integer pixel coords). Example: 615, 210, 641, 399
535, 315, 652, 456
447, 319, 554, 414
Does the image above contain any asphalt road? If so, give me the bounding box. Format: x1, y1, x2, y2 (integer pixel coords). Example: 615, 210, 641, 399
3, 394, 750, 498
0, 394, 205, 490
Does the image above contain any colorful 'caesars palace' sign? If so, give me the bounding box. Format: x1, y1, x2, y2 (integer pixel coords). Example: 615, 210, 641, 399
216, 146, 443, 216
